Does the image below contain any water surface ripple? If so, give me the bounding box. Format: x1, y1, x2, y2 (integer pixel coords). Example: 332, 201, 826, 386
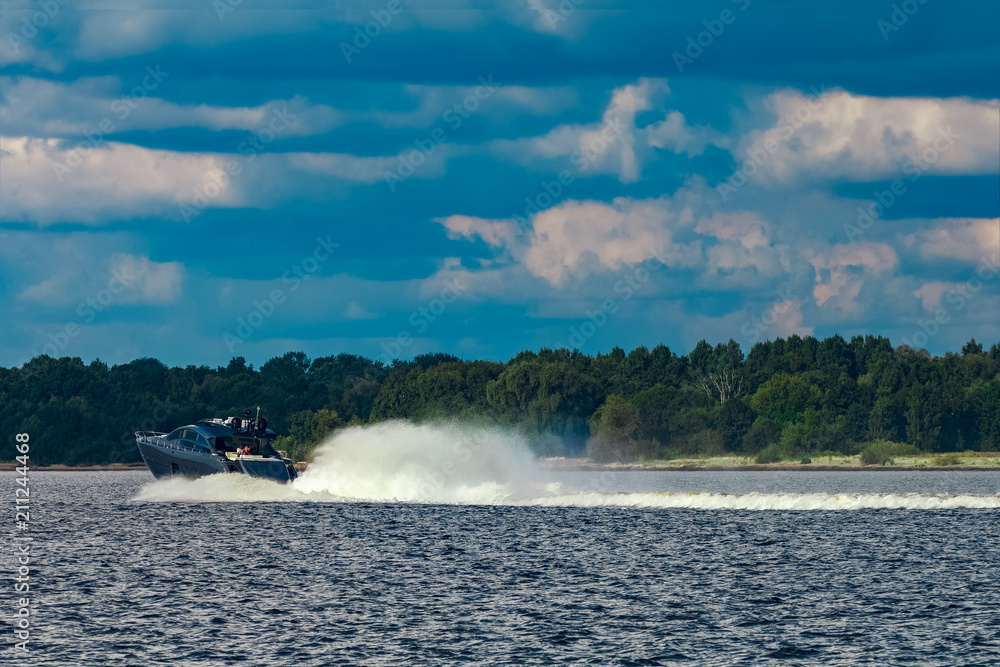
4, 471, 1000, 666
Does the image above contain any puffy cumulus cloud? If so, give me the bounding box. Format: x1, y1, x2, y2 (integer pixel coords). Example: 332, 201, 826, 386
443, 196, 702, 286
809, 242, 898, 313
109, 254, 185, 304
680, 298, 814, 351
0, 136, 235, 225
646, 110, 721, 157
437, 214, 519, 248
1, 133, 451, 224
913, 281, 965, 311
490, 78, 717, 182
523, 197, 698, 284
904, 218, 1000, 263
738, 299, 815, 345
695, 212, 771, 250
739, 90, 1000, 183
767, 300, 814, 339
694, 212, 787, 288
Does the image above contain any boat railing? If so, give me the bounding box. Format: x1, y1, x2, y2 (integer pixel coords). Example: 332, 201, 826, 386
135, 432, 207, 455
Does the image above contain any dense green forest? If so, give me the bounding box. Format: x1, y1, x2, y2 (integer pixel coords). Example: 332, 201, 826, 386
2, 335, 1000, 465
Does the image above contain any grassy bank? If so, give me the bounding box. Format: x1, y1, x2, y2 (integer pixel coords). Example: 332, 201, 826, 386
543, 451, 1000, 471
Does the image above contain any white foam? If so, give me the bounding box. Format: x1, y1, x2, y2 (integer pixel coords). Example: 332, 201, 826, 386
529, 492, 1000, 510
133, 420, 1000, 510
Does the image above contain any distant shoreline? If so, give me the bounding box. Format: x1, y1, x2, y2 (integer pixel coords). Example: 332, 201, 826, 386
3, 459, 1000, 472
540, 456, 1000, 472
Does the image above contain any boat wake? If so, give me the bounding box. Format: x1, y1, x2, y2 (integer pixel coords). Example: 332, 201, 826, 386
134, 421, 1000, 510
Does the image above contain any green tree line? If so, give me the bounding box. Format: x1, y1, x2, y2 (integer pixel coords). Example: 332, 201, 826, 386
2, 335, 999, 465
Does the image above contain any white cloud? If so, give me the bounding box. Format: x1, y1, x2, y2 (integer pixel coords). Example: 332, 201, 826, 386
904, 218, 1000, 263
110, 254, 184, 304
913, 281, 964, 311
439, 192, 704, 286
346, 301, 379, 320
695, 212, 771, 250
0, 77, 341, 137
740, 90, 1000, 182
809, 242, 898, 312
18, 250, 183, 306
488, 78, 717, 183
436, 214, 519, 248
646, 110, 720, 157
0, 136, 234, 225
0, 134, 452, 224
768, 300, 814, 339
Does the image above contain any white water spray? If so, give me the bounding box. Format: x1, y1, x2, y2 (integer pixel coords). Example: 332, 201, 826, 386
134, 421, 1000, 510
293, 420, 558, 503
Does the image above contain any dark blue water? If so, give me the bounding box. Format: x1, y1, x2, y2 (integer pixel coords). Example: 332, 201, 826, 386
5, 471, 1000, 665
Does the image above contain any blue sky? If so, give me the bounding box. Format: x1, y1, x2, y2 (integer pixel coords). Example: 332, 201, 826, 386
1, 0, 998, 368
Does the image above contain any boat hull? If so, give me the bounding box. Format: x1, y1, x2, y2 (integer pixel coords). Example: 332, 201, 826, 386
136, 440, 295, 484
